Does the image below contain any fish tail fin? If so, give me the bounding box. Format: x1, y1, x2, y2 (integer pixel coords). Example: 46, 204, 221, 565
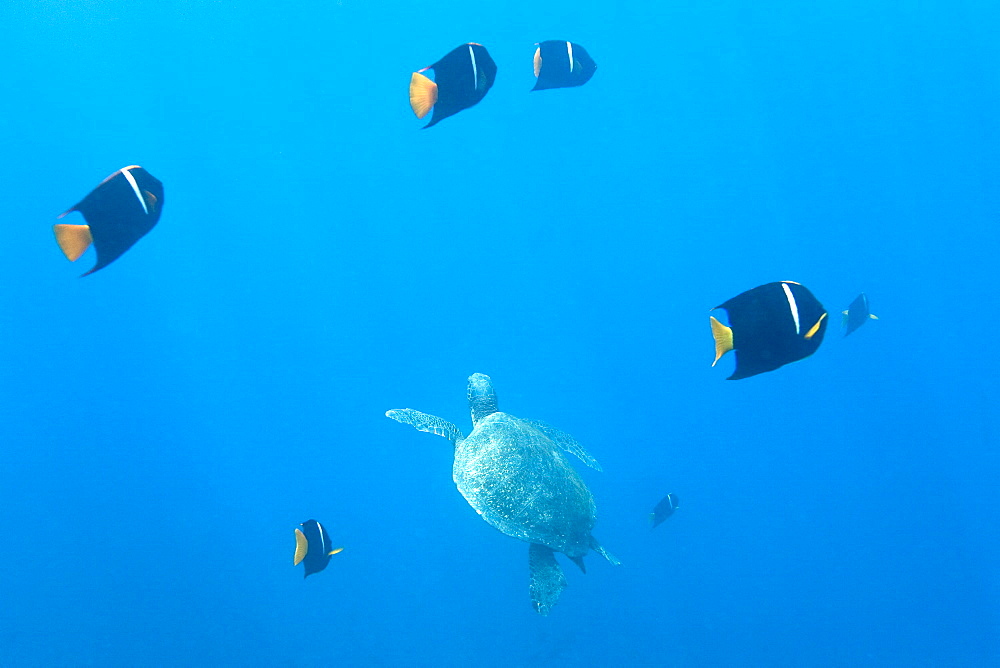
409, 72, 438, 119
53, 223, 93, 262
841, 310, 850, 327
709, 316, 734, 366
293, 528, 308, 566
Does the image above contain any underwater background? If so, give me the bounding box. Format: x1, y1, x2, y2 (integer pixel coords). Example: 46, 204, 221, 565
1, 0, 998, 665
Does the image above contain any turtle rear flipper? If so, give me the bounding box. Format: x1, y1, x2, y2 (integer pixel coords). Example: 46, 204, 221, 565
529, 543, 567, 616
590, 536, 621, 566
523, 419, 602, 471
385, 409, 465, 443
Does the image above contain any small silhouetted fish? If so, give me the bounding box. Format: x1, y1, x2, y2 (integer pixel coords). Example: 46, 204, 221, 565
842, 293, 878, 337
710, 281, 828, 380
409, 43, 497, 128
650, 493, 679, 528
54, 165, 163, 276
293, 519, 343, 578
531, 41, 597, 91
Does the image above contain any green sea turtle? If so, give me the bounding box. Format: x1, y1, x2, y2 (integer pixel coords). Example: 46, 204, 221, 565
386, 373, 618, 615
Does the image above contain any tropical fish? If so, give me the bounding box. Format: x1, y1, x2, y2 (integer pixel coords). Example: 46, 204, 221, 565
710, 281, 828, 380
54, 165, 163, 276
650, 493, 679, 528
293, 519, 343, 578
531, 40, 597, 91
409, 43, 497, 128
842, 293, 878, 337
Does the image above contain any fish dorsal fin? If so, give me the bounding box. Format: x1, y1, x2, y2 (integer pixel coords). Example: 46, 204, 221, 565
409, 72, 438, 119
709, 315, 734, 366
293, 528, 308, 566
53, 224, 93, 261
533, 46, 542, 77
385, 409, 464, 443
522, 419, 602, 471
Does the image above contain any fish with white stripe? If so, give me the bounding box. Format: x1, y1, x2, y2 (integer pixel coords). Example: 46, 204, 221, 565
53, 165, 163, 276
409, 43, 497, 128
709, 281, 828, 379
293, 519, 344, 578
531, 40, 598, 91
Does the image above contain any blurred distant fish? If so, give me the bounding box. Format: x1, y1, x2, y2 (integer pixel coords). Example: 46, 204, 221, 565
409, 43, 497, 128
842, 293, 878, 337
293, 519, 343, 578
54, 165, 163, 276
710, 281, 828, 380
531, 41, 597, 91
650, 493, 679, 528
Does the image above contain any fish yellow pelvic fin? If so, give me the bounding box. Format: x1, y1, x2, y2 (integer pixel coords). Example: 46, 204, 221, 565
804, 312, 827, 340
710, 316, 734, 366
53, 223, 93, 261
328, 547, 344, 556
293, 528, 308, 566
409, 72, 438, 119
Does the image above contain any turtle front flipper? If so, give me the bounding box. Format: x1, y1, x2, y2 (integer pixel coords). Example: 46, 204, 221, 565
529, 543, 567, 616
385, 409, 465, 443
522, 419, 603, 471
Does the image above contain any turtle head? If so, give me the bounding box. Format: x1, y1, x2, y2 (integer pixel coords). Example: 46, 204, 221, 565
467, 373, 498, 425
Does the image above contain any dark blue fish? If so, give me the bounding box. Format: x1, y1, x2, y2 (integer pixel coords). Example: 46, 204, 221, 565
710, 281, 828, 379
531, 41, 597, 91
842, 293, 878, 337
409, 43, 497, 128
650, 493, 679, 528
293, 519, 343, 578
54, 166, 163, 276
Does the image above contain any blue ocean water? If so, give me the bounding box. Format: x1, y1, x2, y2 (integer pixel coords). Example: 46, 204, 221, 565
1, 0, 998, 665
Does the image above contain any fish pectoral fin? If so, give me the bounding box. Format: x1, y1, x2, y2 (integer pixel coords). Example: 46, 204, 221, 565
143, 190, 159, 212
409, 72, 438, 119
53, 224, 93, 262
328, 547, 344, 556
870, 314, 879, 320
804, 312, 827, 340
709, 316, 734, 366
533, 47, 542, 77
293, 528, 309, 566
